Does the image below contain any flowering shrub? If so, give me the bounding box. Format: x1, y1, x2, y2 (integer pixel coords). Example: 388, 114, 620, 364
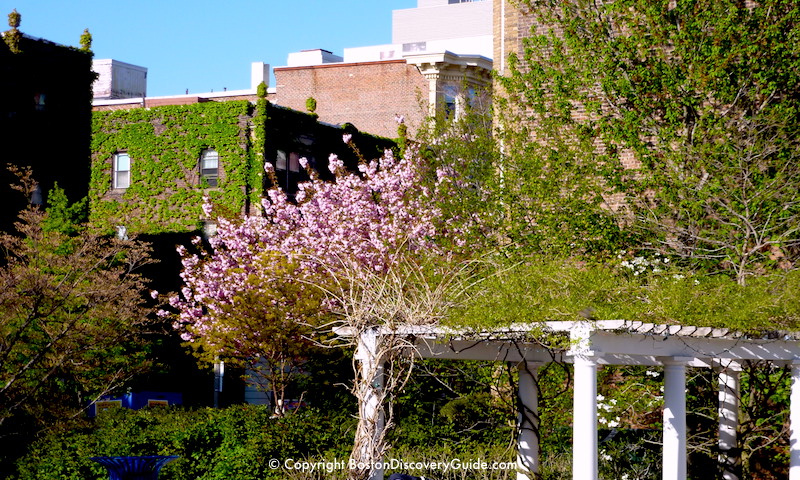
168, 145, 453, 350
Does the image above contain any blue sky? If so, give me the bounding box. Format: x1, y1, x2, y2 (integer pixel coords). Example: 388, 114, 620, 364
9, 0, 417, 96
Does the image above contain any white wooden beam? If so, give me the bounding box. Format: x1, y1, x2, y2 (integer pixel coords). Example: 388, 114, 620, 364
790, 360, 800, 480
572, 355, 598, 480
517, 362, 541, 480
661, 357, 690, 480
718, 361, 740, 480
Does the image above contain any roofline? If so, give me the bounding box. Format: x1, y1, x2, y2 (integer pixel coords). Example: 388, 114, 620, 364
92, 87, 277, 107
274, 59, 408, 72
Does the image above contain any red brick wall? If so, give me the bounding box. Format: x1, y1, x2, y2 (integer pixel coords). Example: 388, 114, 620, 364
274, 60, 429, 139
93, 94, 260, 112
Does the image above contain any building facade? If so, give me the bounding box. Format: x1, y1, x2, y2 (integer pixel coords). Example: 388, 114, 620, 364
0, 13, 94, 227
273, 0, 494, 138
91, 96, 392, 235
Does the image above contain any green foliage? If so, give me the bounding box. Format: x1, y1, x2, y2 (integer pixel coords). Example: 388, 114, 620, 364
90, 101, 257, 235
738, 363, 792, 479
42, 183, 88, 236
413, 86, 501, 254
502, 0, 800, 281
391, 360, 515, 449
7, 9, 20, 28
4, 9, 22, 53
305, 97, 317, 114
79, 28, 92, 54
0, 172, 157, 473
12, 406, 356, 480
450, 257, 800, 332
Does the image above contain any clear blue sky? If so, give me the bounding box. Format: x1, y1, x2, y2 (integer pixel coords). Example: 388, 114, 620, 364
8, 0, 417, 97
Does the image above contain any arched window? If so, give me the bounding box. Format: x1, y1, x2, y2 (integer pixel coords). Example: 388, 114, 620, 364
200, 149, 219, 187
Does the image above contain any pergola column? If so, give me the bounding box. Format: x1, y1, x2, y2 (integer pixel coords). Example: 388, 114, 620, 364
356, 328, 385, 480
661, 357, 690, 480
517, 362, 541, 480
572, 355, 598, 480
717, 361, 740, 480
790, 360, 800, 480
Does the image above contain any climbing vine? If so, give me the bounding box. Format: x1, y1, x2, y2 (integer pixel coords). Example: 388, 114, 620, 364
90, 101, 257, 234
90, 98, 395, 235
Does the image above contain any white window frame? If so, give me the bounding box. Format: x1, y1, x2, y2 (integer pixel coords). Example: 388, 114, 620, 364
113, 153, 130, 189
200, 149, 219, 187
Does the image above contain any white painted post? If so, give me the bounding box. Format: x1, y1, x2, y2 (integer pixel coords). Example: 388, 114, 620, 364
517, 362, 541, 480
790, 361, 800, 480
356, 328, 385, 480
572, 355, 598, 480
718, 361, 740, 480
661, 357, 689, 480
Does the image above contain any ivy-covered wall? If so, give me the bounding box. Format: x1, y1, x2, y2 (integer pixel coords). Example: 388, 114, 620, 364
91, 101, 255, 234
90, 98, 394, 235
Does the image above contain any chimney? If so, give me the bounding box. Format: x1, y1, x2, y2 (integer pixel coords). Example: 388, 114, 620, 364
251, 62, 270, 90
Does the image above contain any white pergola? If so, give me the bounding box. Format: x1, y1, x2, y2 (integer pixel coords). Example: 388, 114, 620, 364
352, 320, 800, 480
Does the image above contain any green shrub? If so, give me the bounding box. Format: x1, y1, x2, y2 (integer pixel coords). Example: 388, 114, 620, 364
13, 406, 356, 480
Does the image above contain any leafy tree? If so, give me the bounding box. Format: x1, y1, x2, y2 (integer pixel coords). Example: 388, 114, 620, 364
0, 169, 156, 447
171, 144, 478, 479
500, 0, 800, 282
494, 3, 800, 476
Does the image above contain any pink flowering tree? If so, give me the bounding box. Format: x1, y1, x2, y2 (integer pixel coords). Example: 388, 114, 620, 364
170, 141, 473, 479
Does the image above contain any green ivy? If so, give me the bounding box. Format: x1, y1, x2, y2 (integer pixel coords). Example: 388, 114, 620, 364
90, 101, 258, 235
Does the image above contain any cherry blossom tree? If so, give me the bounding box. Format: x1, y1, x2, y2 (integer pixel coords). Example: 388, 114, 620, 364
170, 142, 475, 479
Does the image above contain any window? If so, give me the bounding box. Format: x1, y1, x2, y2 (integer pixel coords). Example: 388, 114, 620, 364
276, 150, 287, 170
443, 85, 459, 120
200, 149, 219, 187
276, 151, 303, 172
113, 153, 130, 189
33, 93, 46, 112
289, 152, 301, 173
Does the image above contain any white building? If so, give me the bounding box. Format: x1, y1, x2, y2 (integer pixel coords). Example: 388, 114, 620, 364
92, 59, 148, 100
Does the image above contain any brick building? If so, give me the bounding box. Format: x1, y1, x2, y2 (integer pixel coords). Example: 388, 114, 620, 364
0, 12, 94, 228
91, 96, 391, 236
273, 0, 494, 138
273, 52, 491, 139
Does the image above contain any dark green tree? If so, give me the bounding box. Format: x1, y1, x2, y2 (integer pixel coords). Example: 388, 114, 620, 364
0, 169, 156, 435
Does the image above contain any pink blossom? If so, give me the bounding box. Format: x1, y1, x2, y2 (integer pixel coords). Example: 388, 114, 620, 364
171, 145, 468, 353
343, 133, 353, 144
328, 154, 344, 174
